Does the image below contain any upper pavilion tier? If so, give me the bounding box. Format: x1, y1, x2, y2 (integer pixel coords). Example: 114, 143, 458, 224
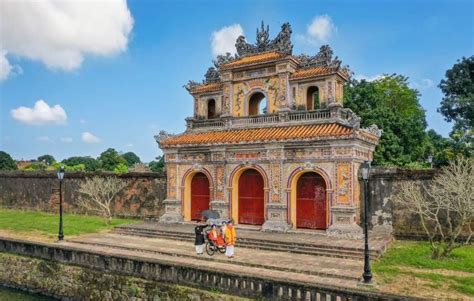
158, 22, 381, 147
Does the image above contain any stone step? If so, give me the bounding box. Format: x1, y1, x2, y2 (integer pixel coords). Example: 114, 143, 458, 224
67, 238, 361, 282
112, 226, 380, 260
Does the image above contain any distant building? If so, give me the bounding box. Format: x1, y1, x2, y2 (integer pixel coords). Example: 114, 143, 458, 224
156, 22, 381, 237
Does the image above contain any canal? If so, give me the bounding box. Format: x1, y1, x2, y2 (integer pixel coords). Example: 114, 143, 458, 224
0, 286, 56, 301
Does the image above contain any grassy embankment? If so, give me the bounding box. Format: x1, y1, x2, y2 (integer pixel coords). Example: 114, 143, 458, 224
374, 241, 474, 299
0, 208, 137, 241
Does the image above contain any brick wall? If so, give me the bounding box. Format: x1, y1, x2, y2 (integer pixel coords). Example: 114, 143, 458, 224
0, 171, 167, 218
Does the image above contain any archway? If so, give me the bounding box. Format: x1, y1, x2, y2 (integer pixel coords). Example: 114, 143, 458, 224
182, 168, 213, 221
248, 92, 267, 116
288, 168, 331, 230
207, 99, 216, 119
296, 172, 327, 229
306, 86, 320, 110
238, 169, 265, 225
190, 172, 210, 220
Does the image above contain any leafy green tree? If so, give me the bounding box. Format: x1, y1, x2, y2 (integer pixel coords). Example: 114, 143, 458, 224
62, 156, 100, 171
344, 74, 428, 166
121, 152, 141, 167
438, 56, 474, 132
98, 148, 127, 171
37, 154, 55, 165
0, 151, 17, 170
149, 156, 165, 172
113, 163, 129, 174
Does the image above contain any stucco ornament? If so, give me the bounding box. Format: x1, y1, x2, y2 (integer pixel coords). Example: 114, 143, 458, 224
236, 22, 293, 57
297, 45, 346, 71
192, 163, 202, 171
155, 130, 174, 144
365, 124, 383, 137
203, 67, 220, 84
303, 162, 315, 170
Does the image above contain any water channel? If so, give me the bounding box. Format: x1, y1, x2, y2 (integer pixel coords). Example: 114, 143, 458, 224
0, 286, 56, 301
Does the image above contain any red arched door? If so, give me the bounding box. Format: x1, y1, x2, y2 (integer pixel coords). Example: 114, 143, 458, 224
296, 173, 327, 229
238, 169, 264, 225
191, 173, 210, 221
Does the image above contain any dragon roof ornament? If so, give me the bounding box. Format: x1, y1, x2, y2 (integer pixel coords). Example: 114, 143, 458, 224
235, 21, 293, 57
296, 45, 342, 69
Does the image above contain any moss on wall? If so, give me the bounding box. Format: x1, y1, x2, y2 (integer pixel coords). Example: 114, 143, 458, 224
0, 253, 251, 301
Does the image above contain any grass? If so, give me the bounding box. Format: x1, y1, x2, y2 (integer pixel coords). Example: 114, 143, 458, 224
374, 241, 474, 298
0, 208, 138, 238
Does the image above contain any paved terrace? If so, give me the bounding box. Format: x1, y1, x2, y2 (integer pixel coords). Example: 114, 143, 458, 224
59, 222, 393, 291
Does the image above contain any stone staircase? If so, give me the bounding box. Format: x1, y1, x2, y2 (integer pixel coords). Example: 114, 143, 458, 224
112, 223, 391, 260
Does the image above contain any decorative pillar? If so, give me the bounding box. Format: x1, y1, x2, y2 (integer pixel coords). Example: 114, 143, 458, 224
262, 144, 291, 232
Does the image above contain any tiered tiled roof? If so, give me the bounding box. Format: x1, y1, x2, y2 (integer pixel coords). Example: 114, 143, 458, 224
161, 123, 353, 146
191, 82, 223, 93
220, 52, 287, 69
290, 66, 338, 80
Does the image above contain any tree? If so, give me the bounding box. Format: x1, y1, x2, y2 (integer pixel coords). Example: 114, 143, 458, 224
394, 157, 473, 258
149, 156, 165, 172
424, 129, 473, 167
77, 176, 127, 224
98, 148, 127, 171
0, 151, 17, 170
37, 154, 55, 165
113, 163, 129, 174
62, 156, 100, 171
438, 56, 474, 132
344, 75, 428, 166
121, 152, 141, 167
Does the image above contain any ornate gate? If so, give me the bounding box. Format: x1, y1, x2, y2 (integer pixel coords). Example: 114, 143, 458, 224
238, 169, 265, 225
296, 173, 327, 229
191, 173, 210, 221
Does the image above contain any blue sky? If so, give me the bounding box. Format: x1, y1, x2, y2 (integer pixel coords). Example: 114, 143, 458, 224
1, 0, 473, 162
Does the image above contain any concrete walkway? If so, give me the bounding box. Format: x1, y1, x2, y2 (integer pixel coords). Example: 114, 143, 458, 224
62, 232, 366, 289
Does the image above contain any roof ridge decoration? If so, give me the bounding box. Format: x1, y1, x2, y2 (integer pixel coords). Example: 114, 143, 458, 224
236, 21, 293, 57
296, 45, 341, 69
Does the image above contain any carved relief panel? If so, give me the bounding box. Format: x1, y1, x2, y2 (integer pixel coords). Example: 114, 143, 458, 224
167, 164, 177, 199
336, 163, 351, 204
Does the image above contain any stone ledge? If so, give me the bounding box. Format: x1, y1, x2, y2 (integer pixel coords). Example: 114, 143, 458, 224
0, 237, 417, 301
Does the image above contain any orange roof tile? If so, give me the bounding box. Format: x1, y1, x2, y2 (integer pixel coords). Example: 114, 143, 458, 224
161, 123, 353, 146
191, 82, 223, 94
221, 52, 287, 69
290, 66, 337, 80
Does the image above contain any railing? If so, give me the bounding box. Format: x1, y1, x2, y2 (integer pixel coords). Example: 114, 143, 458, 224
191, 119, 225, 129
232, 114, 279, 126
288, 110, 331, 122
186, 108, 358, 131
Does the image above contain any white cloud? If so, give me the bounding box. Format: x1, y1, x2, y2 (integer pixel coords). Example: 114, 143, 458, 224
81, 132, 100, 144
126, 143, 134, 147
0, 50, 12, 81
79, 119, 87, 124
60, 137, 73, 143
11, 100, 67, 125
211, 24, 244, 57
307, 15, 336, 42
420, 78, 434, 88
36, 136, 51, 142
297, 15, 336, 46
0, 0, 133, 81
355, 74, 384, 82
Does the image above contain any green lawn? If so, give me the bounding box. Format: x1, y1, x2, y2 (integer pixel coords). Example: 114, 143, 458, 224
0, 208, 137, 238
374, 241, 474, 297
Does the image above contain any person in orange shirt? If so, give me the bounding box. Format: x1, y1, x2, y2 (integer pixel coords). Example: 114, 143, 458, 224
224, 220, 236, 258
208, 224, 225, 247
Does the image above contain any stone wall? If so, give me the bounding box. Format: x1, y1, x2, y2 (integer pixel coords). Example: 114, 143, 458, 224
361, 167, 438, 238
0, 237, 417, 300
0, 252, 246, 301
0, 171, 167, 218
